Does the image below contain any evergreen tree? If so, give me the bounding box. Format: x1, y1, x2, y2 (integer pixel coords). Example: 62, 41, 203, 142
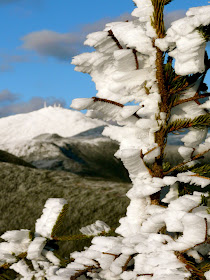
0, 0, 209, 279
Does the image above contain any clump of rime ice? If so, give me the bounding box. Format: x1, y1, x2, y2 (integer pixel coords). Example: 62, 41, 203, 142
80, 220, 110, 236
68, 1, 210, 280
0, 199, 67, 279
69, 1, 210, 279
155, 5, 210, 75
35, 198, 67, 239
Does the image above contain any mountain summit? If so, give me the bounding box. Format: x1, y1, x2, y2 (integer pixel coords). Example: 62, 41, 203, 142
0, 106, 106, 151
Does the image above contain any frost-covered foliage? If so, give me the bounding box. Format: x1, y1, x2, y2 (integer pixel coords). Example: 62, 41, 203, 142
1, 0, 210, 279
0, 199, 68, 279
80, 221, 111, 236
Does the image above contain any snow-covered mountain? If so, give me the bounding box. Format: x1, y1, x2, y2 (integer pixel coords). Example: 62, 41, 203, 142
0, 106, 106, 152
0, 107, 130, 181
0, 107, 209, 181
0, 105, 183, 154
14, 131, 130, 181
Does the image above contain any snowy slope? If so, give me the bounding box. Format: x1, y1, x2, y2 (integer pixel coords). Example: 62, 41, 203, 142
0, 106, 106, 151
7, 131, 130, 181
0, 106, 208, 181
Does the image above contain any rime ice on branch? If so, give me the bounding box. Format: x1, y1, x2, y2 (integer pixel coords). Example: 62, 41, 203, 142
69, 0, 210, 279
0, 0, 209, 279
0, 199, 68, 279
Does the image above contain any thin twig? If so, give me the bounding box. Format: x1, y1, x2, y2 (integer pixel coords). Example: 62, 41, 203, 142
122, 255, 132, 272
108, 29, 139, 70
70, 264, 99, 280
173, 93, 210, 107
173, 60, 209, 108
190, 174, 210, 180
108, 30, 123, 49
144, 146, 158, 156
137, 274, 153, 277
92, 97, 140, 119
164, 149, 210, 175
180, 218, 209, 253
102, 252, 119, 259
175, 251, 205, 278
132, 49, 139, 69
92, 97, 124, 107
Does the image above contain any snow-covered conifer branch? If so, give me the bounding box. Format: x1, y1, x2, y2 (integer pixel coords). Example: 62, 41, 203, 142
36, 198, 68, 239
180, 218, 209, 253
108, 29, 140, 69
197, 24, 210, 42
166, 114, 210, 133
164, 0, 173, 5
172, 56, 210, 108
52, 229, 115, 242
190, 164, 210, 176
151, 0, 165, 38
92, 97, 124, 108
92, 97, 140, 119
164, 148, 210, 175
70, 262, 100, 280
174, 251, 206, 279
51, 203, 69, 238
108, 29, 123, 49
67, 2, 210, 278
173, 92, 210, 107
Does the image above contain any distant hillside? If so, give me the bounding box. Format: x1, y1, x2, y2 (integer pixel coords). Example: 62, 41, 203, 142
0, 162, 130, 256
3, 131, 129, 182
0, 149, 35, 168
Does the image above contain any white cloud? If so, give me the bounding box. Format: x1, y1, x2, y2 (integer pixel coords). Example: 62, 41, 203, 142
20, 13, 134, 61
80, 13, 134, 34
0, 54, 30, 72
20, 10, 188, 62
0, 94, 66, 117
21, 30, 80, 61
0, 89, 19, 103
164, 10, 186, 29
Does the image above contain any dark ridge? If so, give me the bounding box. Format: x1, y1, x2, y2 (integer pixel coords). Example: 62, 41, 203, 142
71, 125, 107, 138
0, 150, 35, 168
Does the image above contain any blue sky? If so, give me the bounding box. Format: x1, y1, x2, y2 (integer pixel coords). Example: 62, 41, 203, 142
0, 0, 209, 117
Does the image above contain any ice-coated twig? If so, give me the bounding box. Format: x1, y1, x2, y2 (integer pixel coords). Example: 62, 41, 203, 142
35, 198, 68, 239
173, 92, 210, 107
180, 218, 209, 253
108, 29, 123, 49
108, 29, 140, 69
70, 263, 100, 280
164, 149, 210, 175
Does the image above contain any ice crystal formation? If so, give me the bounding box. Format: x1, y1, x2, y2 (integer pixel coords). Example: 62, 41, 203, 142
0, 0, 210, 279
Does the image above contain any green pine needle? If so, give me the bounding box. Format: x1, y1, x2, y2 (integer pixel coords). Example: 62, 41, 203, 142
200, 193, 210, 206
191, 164, 210, 176
164, 0, 174, 5
51, 203, 69, 238
197, 24, 210, 42
166, 114, 210, 133
176, 164, 210, 177
132, 0, 137, 6
163, 61, 189, 96
178, 182, 209, 196
151, 0, 166, 37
